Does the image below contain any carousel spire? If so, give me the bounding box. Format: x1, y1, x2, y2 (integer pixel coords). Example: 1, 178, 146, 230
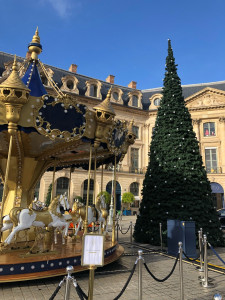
28, 27, 42, 60
93, 87, 115, 116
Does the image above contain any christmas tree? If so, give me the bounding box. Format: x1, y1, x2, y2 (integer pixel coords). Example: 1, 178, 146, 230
134, 40, 224, 246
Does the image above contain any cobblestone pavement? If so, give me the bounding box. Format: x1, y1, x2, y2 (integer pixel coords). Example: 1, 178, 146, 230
1, 216, 225, 299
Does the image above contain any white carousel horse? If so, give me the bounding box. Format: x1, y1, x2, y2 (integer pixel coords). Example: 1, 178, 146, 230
3, 195, 70, 245
59, 192, 70, 211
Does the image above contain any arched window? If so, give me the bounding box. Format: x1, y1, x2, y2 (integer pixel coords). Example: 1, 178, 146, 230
203, 122, 215, 136
130, 182, 139, 196
34, 180, 40, 199
113, 91, 119, 101
154, 98, 161, 106
83, 179, 94, 205
56, 177, 69, 195
132, 95, 138, 107
66, 80, 74, 90
90, 84, 98, 97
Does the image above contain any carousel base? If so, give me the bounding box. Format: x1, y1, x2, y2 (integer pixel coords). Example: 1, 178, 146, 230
0, 234, 124, 282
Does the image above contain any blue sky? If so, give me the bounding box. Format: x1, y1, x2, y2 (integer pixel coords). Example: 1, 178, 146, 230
1, 0, 225, 90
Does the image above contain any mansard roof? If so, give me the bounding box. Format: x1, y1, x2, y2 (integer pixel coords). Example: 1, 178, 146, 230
1, 51, 225, 111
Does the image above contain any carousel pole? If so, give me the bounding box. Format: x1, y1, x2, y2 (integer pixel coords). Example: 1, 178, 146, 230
101, 164, 103, 194
68, 167, 72, 206
51, 161, 56, 202
112, 155, 117, 244
0, 135, 13, 241
84, 145, 92, 234
93, 149, 97, 205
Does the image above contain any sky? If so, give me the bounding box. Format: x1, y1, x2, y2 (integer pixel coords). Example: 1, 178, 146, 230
1, 0, 225, 90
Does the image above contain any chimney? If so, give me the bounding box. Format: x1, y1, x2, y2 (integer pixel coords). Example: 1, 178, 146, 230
128, 81, 137, 89
106, 75, 115, 84
26, 51, 31, 59
69, 64, 78, 73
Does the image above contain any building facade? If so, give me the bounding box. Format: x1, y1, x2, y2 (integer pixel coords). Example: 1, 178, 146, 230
1, 52, 225, 211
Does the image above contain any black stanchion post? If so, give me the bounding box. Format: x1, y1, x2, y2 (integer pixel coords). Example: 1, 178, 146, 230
213, 294, 223, 300
130, 221, 133, 244
178, 242, 184, 300
64, 265, 74, 300
159, 223, 162, 252
138, 250, 143, 300
202, 235, 214, 288
197, 228, 204, 272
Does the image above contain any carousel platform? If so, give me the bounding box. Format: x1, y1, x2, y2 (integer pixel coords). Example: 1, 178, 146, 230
0, 234, 124, 282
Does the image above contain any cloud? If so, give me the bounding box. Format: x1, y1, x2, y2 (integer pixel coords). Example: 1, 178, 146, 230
43, 0, 76, 18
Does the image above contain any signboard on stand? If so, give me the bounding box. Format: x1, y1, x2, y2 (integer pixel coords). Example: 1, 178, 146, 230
81, 234, 105, 266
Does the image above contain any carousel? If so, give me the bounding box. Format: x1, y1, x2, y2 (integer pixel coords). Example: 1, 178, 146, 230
0, 28, 136, 282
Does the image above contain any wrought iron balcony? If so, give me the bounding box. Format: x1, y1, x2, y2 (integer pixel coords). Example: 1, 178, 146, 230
206, 167, 222, 174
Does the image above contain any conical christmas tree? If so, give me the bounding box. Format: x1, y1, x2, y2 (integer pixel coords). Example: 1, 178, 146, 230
134, 40, 224, 246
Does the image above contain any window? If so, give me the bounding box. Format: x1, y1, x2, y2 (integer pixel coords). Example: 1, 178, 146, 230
132, 95, 138, 107
66, 80, 74, 90
132, 126, 139, 138
56, 177, 69, 195
83, 179, 94, 205
205, 148, 218, 173
130, 182, 139, 196
90, 84, 97, 97
203, 122, 215, 136
154, 98, 161, 106
130, 148, 139, 173
113, 92, 119, 101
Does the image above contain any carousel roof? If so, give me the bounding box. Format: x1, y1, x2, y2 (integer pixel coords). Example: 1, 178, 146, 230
0, 29, 136, 175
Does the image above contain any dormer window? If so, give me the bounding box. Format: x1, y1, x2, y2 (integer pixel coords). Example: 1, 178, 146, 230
110, 87, 123, 104
90, 84, 97, 97
61, 75, 79, 94
154, 98, 161, 106
40, 73, 48, 85
67, 80, 74, 90
113, 92, 118, 101
132, 95, 138, 107
128, 91, 142, 108
85, 79, 102, 99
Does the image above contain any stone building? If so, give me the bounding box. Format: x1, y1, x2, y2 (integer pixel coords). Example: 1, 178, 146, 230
0, 51, 225, 212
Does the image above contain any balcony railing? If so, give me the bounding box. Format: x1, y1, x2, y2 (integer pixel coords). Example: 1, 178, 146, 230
105, 165, 144, 174
206, 167, 222, 174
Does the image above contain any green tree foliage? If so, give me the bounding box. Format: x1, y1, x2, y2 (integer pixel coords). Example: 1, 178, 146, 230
134, 40, 224, 246
122, 192, 135, 203
97, 191, 111, 205
45, 183, 52, 207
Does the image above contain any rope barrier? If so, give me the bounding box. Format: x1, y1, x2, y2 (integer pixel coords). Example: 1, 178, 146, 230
183, 251, 200, 262
208, 242, 225, 266
143, 253, 179, 282
113, 260, 137, 300
49, 277, 65, 300
72, 278, 86, 300
76, 282, 88, 300
118, 224, 131, 235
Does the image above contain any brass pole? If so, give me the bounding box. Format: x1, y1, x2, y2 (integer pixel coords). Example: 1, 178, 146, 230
112, 155, 117, 244
88, 265, 96, 300
101, 164, 103, 194
84, 145, 92, 234
0, 135, 13, 239
93, 149, 97, 205
68, 166, 72, 205
51, 162, 56, 202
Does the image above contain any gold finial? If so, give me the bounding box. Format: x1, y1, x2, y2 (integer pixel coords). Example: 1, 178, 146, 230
93, 87, 115, 116
28, 27, 42, 60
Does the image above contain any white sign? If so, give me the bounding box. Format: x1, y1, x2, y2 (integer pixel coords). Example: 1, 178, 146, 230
82, 234, 104, 266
